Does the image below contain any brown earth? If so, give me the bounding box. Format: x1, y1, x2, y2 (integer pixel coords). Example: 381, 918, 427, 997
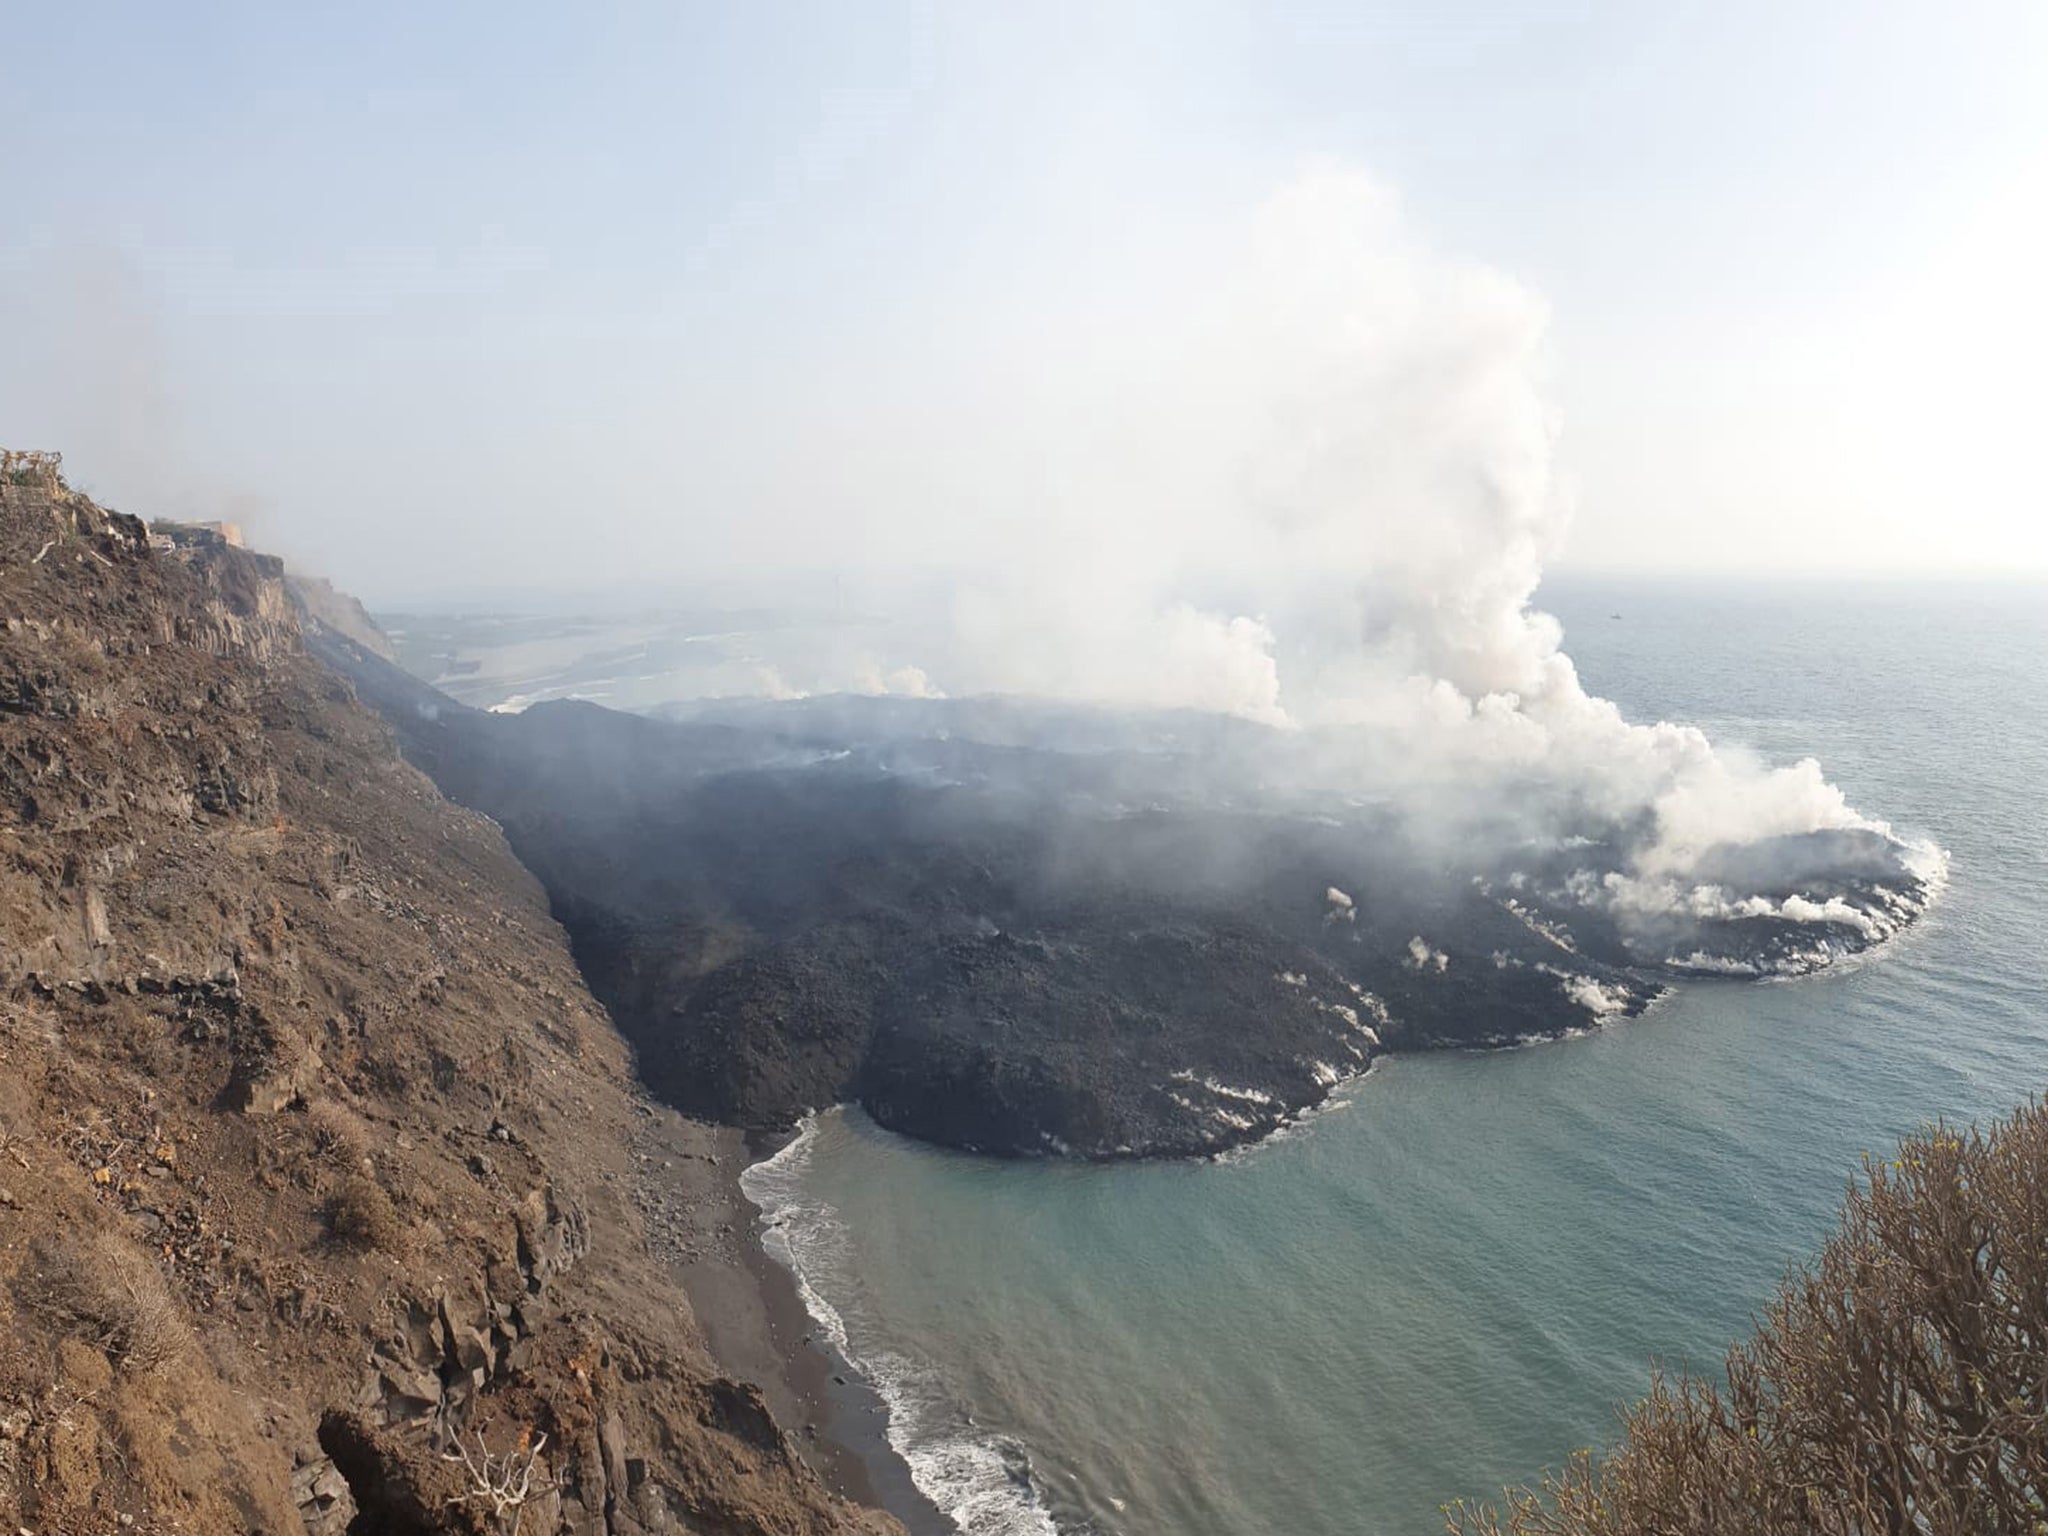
0, 481, 902, 1535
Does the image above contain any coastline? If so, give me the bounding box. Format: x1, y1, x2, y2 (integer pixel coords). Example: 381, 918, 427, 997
629, 1105, 953, 1535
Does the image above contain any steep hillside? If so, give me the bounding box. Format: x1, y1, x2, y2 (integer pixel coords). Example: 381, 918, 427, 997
0, 482, 898, 1535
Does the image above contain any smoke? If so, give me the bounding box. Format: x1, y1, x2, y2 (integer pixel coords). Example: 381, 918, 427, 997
819, 164, 1926, 898
893, 166, 1562, 724
6, 162, 1938, 939
0, 245, 284, 549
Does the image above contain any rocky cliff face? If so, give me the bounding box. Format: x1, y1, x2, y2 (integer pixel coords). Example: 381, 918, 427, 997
285, 574, 396, 662
0, 483, 897, 1535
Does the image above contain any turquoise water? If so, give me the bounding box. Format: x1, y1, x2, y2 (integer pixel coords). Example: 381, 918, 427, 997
744, 578, 2048, 1535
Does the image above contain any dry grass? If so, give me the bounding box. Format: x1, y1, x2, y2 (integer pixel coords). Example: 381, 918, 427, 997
326, 1173, 404, 1252
305, 1100, 372, 1168
1448, 1099, 2048, 1535
27, 1232, 189, 1375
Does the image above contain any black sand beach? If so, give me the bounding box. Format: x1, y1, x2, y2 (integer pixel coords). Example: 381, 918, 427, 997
634, 1110, 952, 1534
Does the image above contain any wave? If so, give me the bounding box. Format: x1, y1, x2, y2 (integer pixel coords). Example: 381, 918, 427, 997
741, 1116, 1066, 1536
1206, 1059, 1380, 1166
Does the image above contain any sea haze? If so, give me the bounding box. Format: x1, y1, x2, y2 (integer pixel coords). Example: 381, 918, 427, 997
379, 603, 904, 715
732, 576, 2048, 1535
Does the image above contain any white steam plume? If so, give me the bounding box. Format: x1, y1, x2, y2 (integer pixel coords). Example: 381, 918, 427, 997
883, 165, 1917, 885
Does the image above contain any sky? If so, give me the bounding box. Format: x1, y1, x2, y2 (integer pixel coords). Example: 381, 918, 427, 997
3, 0, 2046, 602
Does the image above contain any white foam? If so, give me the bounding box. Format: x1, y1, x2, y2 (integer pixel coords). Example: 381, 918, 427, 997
741, 1117, 1060, 1536
740, 1117, 854, 1359
1208, 1061, 1377, 1164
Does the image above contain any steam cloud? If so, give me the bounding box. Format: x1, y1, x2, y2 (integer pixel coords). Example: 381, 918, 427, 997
8, 162, 1937, 969
834, 166, 1937, 907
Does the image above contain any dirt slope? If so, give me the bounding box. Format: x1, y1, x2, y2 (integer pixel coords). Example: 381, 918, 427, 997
0, 481, 898, 1536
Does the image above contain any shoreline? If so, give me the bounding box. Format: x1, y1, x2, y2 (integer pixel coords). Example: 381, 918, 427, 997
736, 1165, 957, 1535
631, 1106, 952, 1534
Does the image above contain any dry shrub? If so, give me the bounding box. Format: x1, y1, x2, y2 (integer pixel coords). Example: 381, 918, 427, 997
1449, 1099, 2048, 1535
327, 1173, 404, 1252
304, 1100, 371, 1168
28, 1232, 189, 1375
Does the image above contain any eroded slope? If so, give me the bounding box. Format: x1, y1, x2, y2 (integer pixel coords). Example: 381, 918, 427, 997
0, 484, 897, 1535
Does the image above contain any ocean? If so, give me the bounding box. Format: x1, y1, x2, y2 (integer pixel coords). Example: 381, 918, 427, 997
739, 576, 2048, 1535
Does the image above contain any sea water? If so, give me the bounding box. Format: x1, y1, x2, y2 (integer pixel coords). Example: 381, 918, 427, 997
742, 576, 2048, 1535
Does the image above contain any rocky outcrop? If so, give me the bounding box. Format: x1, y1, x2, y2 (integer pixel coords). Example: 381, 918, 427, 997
287, 574, 396, 662
0, 482, 897, 1534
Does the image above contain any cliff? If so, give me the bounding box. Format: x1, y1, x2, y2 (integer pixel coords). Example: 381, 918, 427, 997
285, 574, 397, 662
0, 482, 898, 1535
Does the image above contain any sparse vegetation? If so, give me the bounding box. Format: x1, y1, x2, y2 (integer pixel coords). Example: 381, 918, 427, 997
1448, 1100, 2048, 1535
446, 1428, 555, 1535
0, 449, 65, 491
326, 1172, 404, 1251
305, 1100, 372, 1167
27, 1232, 189, 1375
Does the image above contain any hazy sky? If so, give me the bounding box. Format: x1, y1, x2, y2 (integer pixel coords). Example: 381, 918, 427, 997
4, 1, 2045, 600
